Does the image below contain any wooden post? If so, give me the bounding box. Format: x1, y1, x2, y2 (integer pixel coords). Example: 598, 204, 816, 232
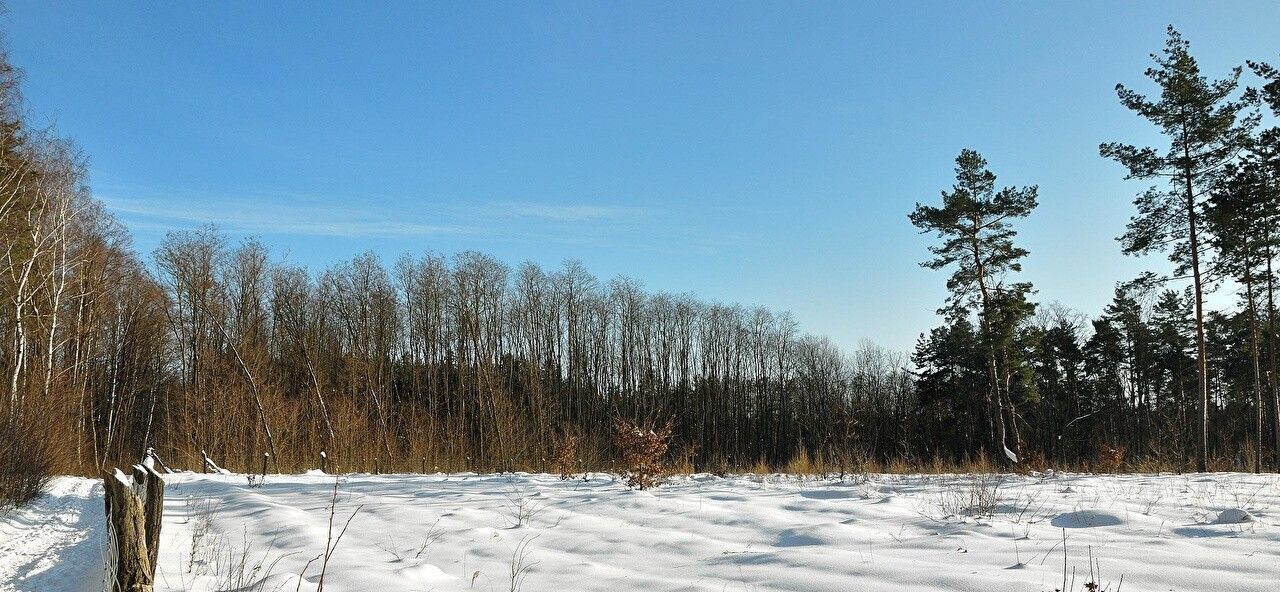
374, 457, 381, 474
320, 450, 328, 474
103, 469, 155, 592
131, 464, 164, 571
261, 452, 270, 478
200, 450, 227, 474
144, 447, 172, 474
421, 457, 426, 474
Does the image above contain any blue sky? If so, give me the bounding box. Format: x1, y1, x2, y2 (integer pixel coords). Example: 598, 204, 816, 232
7, 2, 1279, 352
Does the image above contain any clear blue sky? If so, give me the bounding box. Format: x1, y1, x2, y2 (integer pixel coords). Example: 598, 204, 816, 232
7, 2, 1279, 352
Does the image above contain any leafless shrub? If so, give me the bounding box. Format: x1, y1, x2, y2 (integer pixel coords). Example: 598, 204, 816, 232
0, 416, 54, 510
177, 497, 292, 592
1007, 488, 1047, 524
210, 529, 291, 592
503, 487, 545, 528
613, 417, 673, 490
316, 477, 362, 592
413, 518, 444, 559
378, 517, 444, 562
1053, 533, 1124, 592
1139, 490, 1163, 515
935, 474, 1003, 518
509, 534, 538, 592
184, 496, 220, 574
376, 536, 406, 562
553, 431, 580, 480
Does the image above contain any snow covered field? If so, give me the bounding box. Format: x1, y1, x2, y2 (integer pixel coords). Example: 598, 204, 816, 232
2, 471, 1277, 592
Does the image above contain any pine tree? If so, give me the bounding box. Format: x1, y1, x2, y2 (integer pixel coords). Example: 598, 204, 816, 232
910, 149, 1038, 463
1100, 26, 1258, 471
911, 320, 988, 460
1247, 57, 1280, 470
1207, 164, 1272, 472
1099, 287, 1154, 454
1248, 58, 1280, 115
1028, 312, 1086, 462
1083, 316, 1127, 451
1148, 290, 1197, 459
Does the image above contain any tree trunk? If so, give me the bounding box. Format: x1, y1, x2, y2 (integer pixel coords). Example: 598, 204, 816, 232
1244, 252, 1263, 473
1185, 166, 1210, 472
1265, 229, 1279, 471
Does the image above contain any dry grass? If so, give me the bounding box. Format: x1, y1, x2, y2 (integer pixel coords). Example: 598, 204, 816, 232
1092, 446, 1126, 473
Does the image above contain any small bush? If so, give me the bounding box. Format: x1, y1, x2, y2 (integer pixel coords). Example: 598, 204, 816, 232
746, 458, 771, 475
1093, 445, 1125, 473
613, 417, 673, 490
0, 417, 54, 510
935, 474, 1003, 518
553, 431, 580, 480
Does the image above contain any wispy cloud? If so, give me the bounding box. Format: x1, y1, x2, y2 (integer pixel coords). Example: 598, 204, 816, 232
488, 201, 643, 222
104, 195, 476, 238
98, 187, 734, 254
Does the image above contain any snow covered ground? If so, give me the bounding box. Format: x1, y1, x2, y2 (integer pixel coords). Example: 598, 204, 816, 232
2, 471, 1277, 591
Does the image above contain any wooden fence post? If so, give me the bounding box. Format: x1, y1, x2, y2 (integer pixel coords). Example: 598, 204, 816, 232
131, 464, 165, 571
320, 450, 328, 474
103, 465, 162, 592
143, 448, 172, 474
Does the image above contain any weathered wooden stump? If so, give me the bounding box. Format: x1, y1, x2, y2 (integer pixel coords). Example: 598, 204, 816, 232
132, 465, 164, 571
103, 463, 164, 592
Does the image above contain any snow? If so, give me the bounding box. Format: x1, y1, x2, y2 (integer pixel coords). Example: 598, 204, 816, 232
0, 478, 104, 592
2, 471, 1278, 591
1215, 508, 1256, 524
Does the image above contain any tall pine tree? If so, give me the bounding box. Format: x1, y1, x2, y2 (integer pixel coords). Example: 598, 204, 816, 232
1100, 26, 1257, 471
1247, 56, 1280, 470
1207, 164, 1273, 471
910, 149, 1038, 464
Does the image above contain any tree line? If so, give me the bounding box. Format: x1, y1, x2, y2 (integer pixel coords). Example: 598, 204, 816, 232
2, 27, 1279, 479
912, 28, 1280, 472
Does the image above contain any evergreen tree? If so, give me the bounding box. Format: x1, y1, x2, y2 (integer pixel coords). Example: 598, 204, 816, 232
1083, 316, 1127, 449
1247, 56, 1280, 469
1101, 287, 1154, 453
1248, 57, 1280, 115
1148, 290, 1197, 458
1028, 312, 1086, 462
910, 149, 1038, 463
1207, 164, 1271, 471
1100, 26, 1258, 470
910, 320, 988, 460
